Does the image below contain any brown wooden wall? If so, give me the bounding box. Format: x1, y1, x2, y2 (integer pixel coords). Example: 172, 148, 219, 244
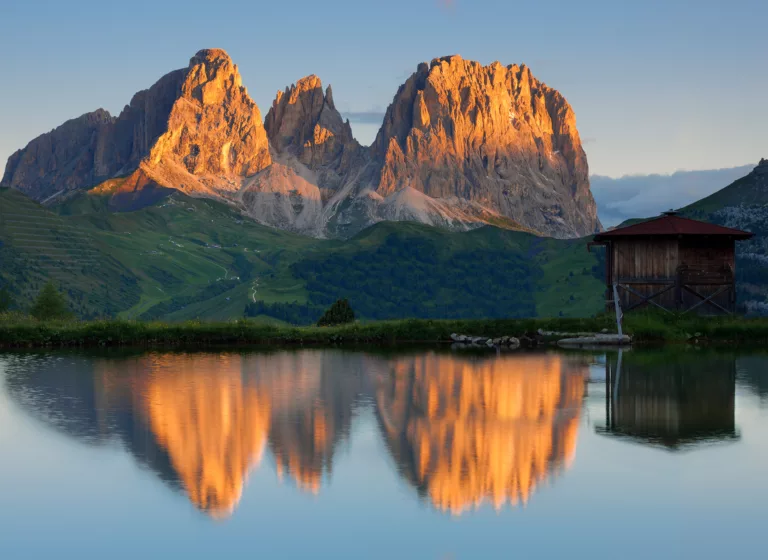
607, 236, 737, 314
612, 238, 679, 281
678, 238, 735, 271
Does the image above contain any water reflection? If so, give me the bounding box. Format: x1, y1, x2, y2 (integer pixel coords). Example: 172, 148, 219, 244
375, 354, 586, 514
3, 348, 752, 521
736, 355, 768, 404
596, 351, 740, 449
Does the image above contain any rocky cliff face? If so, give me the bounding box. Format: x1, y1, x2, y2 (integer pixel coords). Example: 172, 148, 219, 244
265, 75, 360, 174
3, 50, 600, 239
370, 55, 599, 238
1, 49, 271, 205
238, 75, 366, 234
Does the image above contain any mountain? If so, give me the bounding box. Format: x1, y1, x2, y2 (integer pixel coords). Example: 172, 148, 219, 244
0, 188, 604, 321
1, 49, 271, 208
370, 56, 599, 238
2, 50, 600, 239
680, 159, 768, 314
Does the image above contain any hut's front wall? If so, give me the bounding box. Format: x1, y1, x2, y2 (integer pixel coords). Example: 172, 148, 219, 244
612, 238, 679, 281
678, 238, 735, 272
608, 236, 737, 314
678, 238, 736, 313
611, 238, 679, 311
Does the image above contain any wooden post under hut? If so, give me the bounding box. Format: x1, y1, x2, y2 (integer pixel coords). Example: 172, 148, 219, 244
589, 211, 753, 315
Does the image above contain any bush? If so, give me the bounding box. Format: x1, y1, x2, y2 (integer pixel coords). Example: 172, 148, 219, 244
317, 298, 355, 327
30, 281, 73, 321
0, 287, 11, 312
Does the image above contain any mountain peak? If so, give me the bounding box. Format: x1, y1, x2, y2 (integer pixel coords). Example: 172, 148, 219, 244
265, 75, 357, 169
189, 48, 232, 66
430, 54, 463, 67
1, 48, 270, 202
3, 51, 601, 240
371, 56, 600, 238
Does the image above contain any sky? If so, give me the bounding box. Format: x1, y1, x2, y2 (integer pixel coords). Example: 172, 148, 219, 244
1, 0, 766, 181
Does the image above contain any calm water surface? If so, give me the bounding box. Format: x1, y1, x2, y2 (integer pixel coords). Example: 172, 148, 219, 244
0, 348, 766, 559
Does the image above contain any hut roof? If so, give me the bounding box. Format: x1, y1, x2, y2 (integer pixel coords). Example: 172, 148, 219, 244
594, 213, 753, 241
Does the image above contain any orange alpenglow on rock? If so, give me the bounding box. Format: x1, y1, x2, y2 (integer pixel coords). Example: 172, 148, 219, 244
142, 354, 272, 519
376, 354, 587, 515
1, 49, 272, 210
2, 50, 601, 239
265, 75, 360, 171
371, 55, 599, 238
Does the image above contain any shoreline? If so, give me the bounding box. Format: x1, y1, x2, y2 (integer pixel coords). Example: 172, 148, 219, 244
2, 314, 768, 349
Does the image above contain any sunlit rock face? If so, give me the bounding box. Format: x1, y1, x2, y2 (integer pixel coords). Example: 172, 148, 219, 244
265, 75, 360, 175
260, 57, 601, 238
2, 49, 272, 207
371, 56, 600, 238
375, 353, 587, 514
3, 50, 599, 239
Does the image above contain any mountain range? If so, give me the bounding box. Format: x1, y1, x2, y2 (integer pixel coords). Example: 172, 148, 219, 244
1, 49, 600, 239
1, 49, 766, 321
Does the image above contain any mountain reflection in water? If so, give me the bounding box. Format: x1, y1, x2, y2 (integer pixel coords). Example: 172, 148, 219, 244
2, 349, 748, 519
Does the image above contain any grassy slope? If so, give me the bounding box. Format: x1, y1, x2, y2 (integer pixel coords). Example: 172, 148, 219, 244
0, 188, 142, 317
2, 189, 605, 322
60, 192, 321, 320
682, 173, 768, 217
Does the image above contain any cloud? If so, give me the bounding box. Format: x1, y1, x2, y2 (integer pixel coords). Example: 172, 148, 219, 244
591, 164, 755, 227
342, 111, 386, 124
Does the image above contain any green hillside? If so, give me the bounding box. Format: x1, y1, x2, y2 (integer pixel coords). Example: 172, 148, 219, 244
681, 165, 768, 313
0, 188, 605, 322
610, 163, 768, 314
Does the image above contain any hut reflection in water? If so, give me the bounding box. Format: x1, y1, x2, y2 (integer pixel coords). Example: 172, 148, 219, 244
597, 351, 739, 450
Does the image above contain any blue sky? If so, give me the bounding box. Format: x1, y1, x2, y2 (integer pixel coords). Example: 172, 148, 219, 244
1, 0, 766, 178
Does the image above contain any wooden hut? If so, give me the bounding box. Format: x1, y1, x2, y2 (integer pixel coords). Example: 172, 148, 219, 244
591, 211, 753, 315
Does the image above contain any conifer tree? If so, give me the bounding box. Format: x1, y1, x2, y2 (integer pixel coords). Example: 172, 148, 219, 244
30, 281, 72, 320
0, 287, 11, 312
316, 298, 355, 326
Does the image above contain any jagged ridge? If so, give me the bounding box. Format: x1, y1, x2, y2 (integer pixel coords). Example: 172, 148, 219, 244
2, 50, 601, 239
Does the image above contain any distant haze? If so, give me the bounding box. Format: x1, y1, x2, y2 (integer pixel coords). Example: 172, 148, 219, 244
591, 164, 755, 227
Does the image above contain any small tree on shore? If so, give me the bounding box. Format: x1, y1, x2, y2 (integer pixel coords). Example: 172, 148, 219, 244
30, 281, 72, 320
317, 298, 355, 327
0, 287, 11, 312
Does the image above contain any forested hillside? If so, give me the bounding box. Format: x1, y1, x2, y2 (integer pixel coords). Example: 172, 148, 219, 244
1, 189, 605, 323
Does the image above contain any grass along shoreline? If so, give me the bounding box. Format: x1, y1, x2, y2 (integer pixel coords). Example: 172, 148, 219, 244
2, 312, 768, 348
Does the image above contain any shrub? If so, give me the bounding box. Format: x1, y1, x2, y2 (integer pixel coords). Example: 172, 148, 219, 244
30, 281, 73, 321
0, 287, 11, 312
317, 298, 355, 327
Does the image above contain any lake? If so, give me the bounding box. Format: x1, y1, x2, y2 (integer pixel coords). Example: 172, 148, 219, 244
0, 348, 766, 559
